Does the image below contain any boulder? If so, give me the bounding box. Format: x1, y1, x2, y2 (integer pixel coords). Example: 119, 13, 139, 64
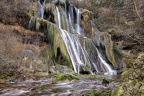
112, 53, 144, 96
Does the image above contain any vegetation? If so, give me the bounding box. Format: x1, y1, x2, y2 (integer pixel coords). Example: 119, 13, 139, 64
56, 73, 79, 81
82, 90, 112, 96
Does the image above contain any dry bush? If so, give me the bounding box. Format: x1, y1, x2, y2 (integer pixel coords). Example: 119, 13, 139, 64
0, 24, 22, 59
0, 23, 46, 60
0, 23, 47, 78
0, 0, 34, 27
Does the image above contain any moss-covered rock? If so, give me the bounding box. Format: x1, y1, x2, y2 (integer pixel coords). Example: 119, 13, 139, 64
0, 54, 15, 80
47, 23, 72, 67
29, 16, 72, 69
93, 32, 116, 67
112, 53, 144, 96
78, 64, 91, 74
49, 64, 78, 81
111, 85, 124, 96
49, 64, 75, 74
28, 2, 37, 17
56, 73, 78, 81
82, 90, 112, 96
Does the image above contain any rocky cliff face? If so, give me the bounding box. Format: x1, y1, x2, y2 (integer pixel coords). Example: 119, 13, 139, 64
112, 53, 144, 96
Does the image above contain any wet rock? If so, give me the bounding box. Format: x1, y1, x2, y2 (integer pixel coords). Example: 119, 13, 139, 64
0, 54, 15, 80
49, 64, 74, 74
29, 17, 72, 69
49, 64, 78, 80
102, 79, 110, 86
82, 90, 112, 96
78, 64, 91, 74
56, 73, 78, 81
112, 53, 144, 96
80, 9, 93, 37
93, 32, 116, 67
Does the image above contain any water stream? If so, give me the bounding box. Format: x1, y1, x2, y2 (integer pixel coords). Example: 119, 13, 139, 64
55, 4, 116, 75
0, 75, 119, 96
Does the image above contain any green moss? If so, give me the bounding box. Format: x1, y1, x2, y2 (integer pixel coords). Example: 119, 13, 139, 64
28, 2, 37, 16
47, 22, 55, 45
29, 17, 36, 30
83, 90, 112, 96
102, 78, 109, 85
100, 32, 116, 66
85, 38, 92, 54
106, 28, 115, 33
0, 71, 14, 79
47, 21, 72, 68
79, 65, 91, 74
36, 20, 40, 31
45, 4, 50, 12
137, 85, 144, 96
133, 53, 144, 67
121, 68, 133, 82
112, 52, 144, 96
111, 85, 124, 96
56, 73, 79, 81
61, 15, 67, 30
35, 18, 48, 31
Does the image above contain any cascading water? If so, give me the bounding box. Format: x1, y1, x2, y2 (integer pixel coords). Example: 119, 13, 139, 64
75, 8, 81, 34
32, 0, 117, 75
55, 4, 117, 75
37, 0, 46, 18
94, 45, 117, 75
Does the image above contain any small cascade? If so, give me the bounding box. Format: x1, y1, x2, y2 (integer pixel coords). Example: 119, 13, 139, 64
55, 4, 116, 75
67, 5, 81, 34
75, 8, 81, 34
37, 0, 46, 18
94, 46, 117, 75
68, 5, 74, 32
56, 7, 61, 28
56, 7, 92, 73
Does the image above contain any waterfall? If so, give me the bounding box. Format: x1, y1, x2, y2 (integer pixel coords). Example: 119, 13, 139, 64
75, 8, 81, 34
32, 0, 117, 75
55, 5, 116, 75
37, 0, 46, 18
94, 46, 117, 75
56, 6, 92, 73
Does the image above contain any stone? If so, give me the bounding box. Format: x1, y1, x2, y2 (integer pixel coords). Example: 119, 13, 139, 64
56, 73, 79, 81
112, 53, 144, 96
49, 64, 74, 74
102, 79, 110, 86
78, 64, 91, 74
49, 64, 78, 81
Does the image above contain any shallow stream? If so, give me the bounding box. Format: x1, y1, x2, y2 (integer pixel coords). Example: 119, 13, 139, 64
0, 75, 119, 96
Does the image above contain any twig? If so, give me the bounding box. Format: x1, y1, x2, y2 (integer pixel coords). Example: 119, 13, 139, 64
133, 0, 143, 22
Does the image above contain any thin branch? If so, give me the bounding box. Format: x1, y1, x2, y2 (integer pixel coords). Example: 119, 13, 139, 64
133, 0, 143, 22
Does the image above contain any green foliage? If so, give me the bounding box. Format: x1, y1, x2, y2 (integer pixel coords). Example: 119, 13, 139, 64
0, 54, 15, 79
82, 90, 112, 96
111, 86, 123, 96
28, 2, 37, 16
56, 73, 78, 81
0, 71, 14, 79
61, 15, 67, 30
